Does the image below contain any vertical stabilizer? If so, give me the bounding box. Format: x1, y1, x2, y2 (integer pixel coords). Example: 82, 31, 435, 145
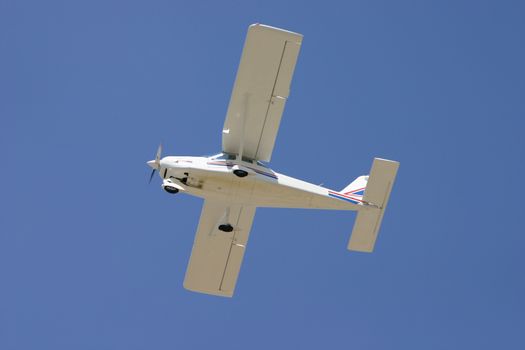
341, 175, 368, 196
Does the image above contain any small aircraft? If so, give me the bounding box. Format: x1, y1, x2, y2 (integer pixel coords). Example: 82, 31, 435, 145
147, 24, 399, 297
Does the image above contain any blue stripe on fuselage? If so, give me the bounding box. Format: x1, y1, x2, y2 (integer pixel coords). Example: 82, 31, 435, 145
328, 192, 360, 204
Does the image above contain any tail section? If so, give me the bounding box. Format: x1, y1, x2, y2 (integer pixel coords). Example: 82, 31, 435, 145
348, 158, 399, 252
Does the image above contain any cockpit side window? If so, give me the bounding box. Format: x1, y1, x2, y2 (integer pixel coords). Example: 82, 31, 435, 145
213, 153, 236, 160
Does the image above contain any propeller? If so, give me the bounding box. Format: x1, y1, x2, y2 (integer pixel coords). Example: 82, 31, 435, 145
147, 144, 162, 183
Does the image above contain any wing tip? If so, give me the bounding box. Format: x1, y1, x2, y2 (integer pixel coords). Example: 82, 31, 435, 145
248, 23, 303, 40
183, 281, 234, 298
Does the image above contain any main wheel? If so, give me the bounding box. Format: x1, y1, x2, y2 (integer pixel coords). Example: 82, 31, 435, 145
218, 224, 234, 232
233, 169, 248, 178
164, 186, 179, 194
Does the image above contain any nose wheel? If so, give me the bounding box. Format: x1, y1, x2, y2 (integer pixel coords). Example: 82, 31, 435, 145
164, 186, 179, 194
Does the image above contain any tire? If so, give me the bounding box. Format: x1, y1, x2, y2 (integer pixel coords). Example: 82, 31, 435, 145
233, 169, 248, 178
164, 186, 179, 194
218, 224, 234, 232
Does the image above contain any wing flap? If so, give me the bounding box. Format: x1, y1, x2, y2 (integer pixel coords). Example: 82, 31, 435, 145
256, 96, 286, 161
184, 201, 256, 297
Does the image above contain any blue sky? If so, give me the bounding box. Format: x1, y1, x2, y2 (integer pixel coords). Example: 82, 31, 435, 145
1, 0, 524, 349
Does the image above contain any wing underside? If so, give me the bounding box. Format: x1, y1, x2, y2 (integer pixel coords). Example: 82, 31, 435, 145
183, 201, 256, 297
222, 24, 302, 162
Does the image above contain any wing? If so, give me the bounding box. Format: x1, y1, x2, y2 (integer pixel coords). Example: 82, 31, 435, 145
222, 24, 303, 162
183, 200, 256, 297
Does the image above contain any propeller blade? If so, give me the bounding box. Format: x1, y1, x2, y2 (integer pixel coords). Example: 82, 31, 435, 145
148, 144, 162, 184
156, 144, 162, 163
149, 169, 156, 183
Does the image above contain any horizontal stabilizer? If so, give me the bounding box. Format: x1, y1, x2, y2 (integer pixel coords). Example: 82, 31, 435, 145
348, 158, 399, 252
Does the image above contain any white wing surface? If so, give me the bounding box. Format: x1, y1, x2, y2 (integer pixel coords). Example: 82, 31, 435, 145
222, 24, 303, 162
183, 201, 256, 297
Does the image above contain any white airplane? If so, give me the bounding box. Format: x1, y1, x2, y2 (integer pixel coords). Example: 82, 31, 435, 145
147, 24, 399, 297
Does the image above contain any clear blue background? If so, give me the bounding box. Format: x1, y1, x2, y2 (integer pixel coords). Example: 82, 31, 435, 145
1, 1, 524, 349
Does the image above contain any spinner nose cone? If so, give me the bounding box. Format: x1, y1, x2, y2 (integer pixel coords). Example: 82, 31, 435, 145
147, 160, 158, 169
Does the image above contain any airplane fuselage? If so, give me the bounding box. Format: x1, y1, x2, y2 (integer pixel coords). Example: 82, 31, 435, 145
154, 155, 365, 212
